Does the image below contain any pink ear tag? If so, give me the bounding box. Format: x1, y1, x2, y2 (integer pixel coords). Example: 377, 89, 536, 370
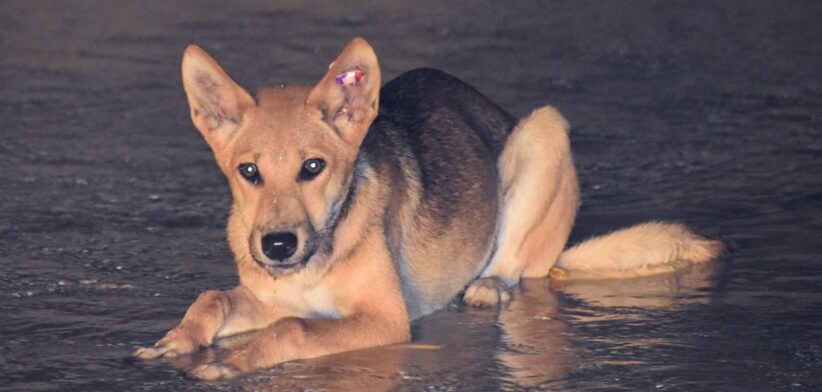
335, 71, 363, 86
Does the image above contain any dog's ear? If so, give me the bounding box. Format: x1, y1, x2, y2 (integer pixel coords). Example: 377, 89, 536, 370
307, 37, 381, 147
181, 45, 255, 153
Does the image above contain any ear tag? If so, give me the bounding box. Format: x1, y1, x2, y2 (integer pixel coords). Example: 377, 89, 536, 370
335, 70, 363, 86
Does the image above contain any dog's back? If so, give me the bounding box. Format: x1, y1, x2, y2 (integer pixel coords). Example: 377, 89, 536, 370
363, 68, 516, 319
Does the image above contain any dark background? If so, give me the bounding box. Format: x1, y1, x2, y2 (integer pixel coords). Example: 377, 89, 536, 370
1, 1, 821, 391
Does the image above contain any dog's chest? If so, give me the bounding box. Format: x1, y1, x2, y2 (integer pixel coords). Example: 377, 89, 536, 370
268, 283, 341, 319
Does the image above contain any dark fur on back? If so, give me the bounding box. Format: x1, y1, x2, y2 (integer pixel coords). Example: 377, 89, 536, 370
360, 68, 517, 317
366, 68, 515, 222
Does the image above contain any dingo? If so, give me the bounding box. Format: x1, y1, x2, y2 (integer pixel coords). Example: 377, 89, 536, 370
134, 38, 721, 380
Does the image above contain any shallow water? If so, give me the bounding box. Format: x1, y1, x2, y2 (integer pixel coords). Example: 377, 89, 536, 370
2, 1, 821, 391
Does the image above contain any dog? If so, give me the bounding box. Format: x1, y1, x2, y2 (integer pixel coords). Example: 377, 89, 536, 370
133, 37, 722, 380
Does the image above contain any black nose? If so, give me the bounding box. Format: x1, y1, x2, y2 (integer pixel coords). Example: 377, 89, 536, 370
261, 232, 298, 261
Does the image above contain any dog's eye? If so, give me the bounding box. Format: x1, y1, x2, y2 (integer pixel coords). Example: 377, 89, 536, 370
300, 158, 325, 180
238, 163, 261, 185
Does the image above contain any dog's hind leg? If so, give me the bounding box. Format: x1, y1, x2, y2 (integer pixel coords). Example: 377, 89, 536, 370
463, 106, 579, 307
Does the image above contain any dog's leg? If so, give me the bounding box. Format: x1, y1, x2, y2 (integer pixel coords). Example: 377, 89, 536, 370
190, 311, 410, 380
464, 106, 578, 307
133, 285, 276, 359
190, 230, 411, 380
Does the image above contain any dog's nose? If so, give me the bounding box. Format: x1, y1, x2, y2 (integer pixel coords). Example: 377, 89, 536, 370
261, 232, 298, 261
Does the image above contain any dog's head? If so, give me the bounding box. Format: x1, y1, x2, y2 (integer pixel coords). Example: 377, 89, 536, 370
180, 38, 380, 277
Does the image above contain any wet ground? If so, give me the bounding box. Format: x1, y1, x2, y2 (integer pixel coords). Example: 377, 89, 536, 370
2, 1, 821, 391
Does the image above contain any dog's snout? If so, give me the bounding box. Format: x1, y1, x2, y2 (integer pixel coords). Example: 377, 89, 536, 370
261, 232, 298, 261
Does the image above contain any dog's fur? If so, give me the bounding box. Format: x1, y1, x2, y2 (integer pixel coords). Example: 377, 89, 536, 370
134, 38, 722, 380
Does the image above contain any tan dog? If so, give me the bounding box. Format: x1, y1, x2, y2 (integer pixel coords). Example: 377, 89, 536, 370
134, 38, 721, 380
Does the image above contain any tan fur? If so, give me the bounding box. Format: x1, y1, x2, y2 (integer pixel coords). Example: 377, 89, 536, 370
135, 37, 721, 380
550, 222, 724, 280
135, 38, 410, 380
464, 106, 579, 306
464, 109, 721, 305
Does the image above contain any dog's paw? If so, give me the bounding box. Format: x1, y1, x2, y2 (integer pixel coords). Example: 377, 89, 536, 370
463, 277, 512, 308
189, 347, 251, 380
133, 327, 203, 360
189, 362, 240, 381
189, 342, 259, 380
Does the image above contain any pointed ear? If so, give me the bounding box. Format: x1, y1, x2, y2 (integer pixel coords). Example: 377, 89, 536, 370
181, 45, 255, 153
307, 38, 381, 147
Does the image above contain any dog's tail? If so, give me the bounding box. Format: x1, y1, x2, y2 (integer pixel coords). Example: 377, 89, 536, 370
549, 221, 723, 280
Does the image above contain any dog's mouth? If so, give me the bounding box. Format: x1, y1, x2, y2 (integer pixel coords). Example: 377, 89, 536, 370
253, 254, 307, 272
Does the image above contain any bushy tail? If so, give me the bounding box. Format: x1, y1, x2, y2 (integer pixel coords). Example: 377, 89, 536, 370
549, 222, 723, 280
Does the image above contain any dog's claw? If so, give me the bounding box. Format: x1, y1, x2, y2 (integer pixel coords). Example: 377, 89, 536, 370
133, 346, 167, 360
133, 328, 202, 360
463, 277, 512, 307
133, 344, 183, 360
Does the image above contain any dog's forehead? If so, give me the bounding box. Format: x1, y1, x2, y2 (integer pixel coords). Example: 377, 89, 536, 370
241, 86, 327, 144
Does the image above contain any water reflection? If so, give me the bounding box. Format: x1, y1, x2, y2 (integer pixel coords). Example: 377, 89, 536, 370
496, 279, 576, 390
552, 263, 718, 309
150, 265, 716, 390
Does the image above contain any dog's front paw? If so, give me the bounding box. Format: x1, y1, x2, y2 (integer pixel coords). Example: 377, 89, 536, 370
189, 346, 252, 380
463, 277, 512, 308
189, 362, 240, 381
133, 327, 205, 360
